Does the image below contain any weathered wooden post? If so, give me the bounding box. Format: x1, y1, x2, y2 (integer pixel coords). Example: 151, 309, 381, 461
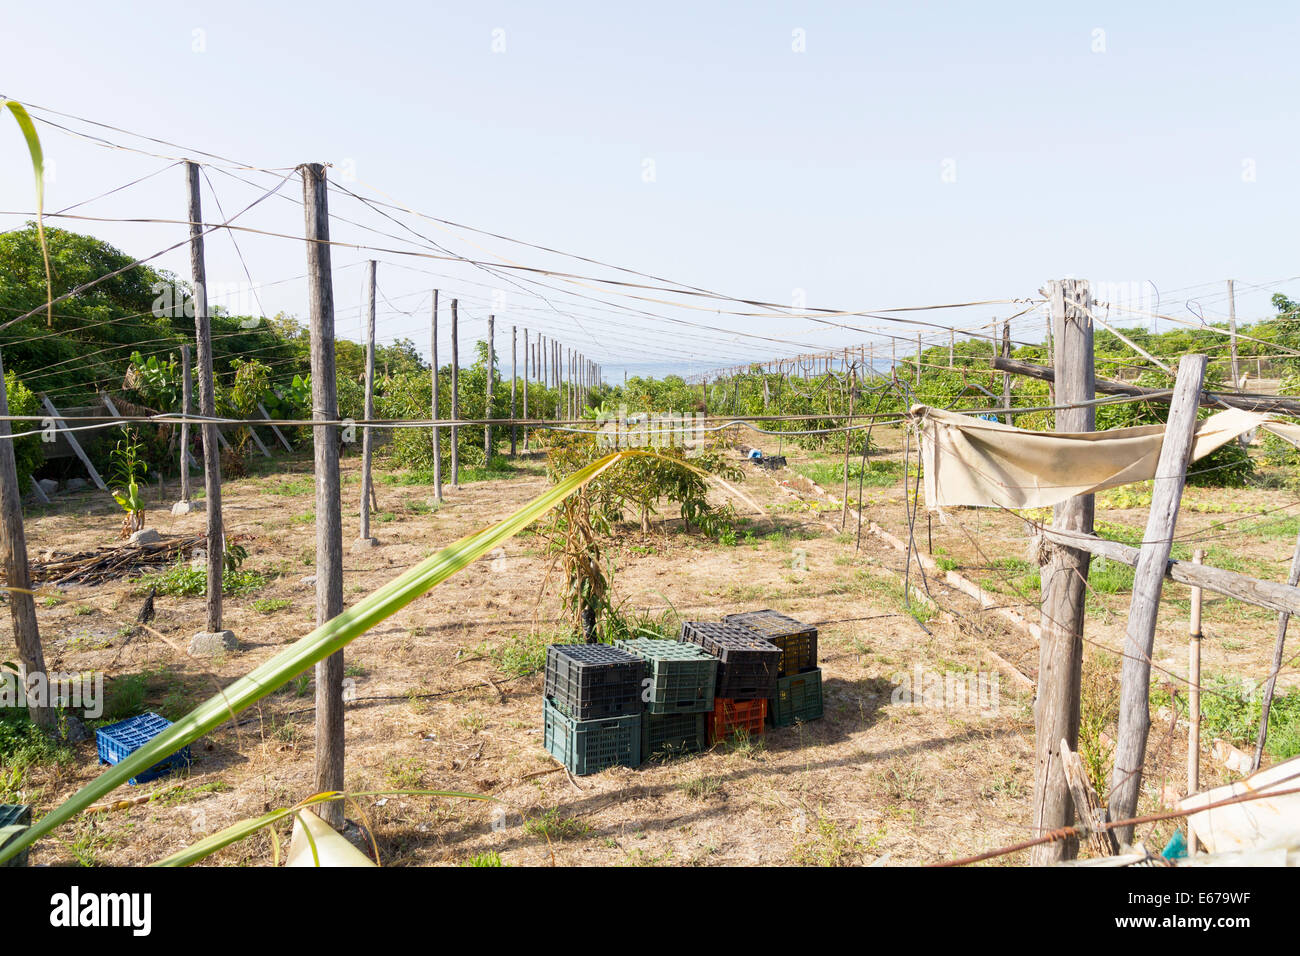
484, 314, 495, 462
509, 325, 518, 455
450, 298, 460, 488
0, 349, 54, 732
1001, 320, 1012, 425
185, 160, 226, 644
1228, 279, 1240, 387
522, 328, 530, 451
431, 290, 442, 502
1188, 548, 1204, 854
359, 260, 377, 544
1030, 279, 1095, 865
1255, 527, 1300, 769
1108, 353, 1208, 847
177, 343, 193, 508
302, 162, 345, 828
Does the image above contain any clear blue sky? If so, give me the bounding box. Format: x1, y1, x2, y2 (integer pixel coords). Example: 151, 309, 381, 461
2, 1, 1297, 378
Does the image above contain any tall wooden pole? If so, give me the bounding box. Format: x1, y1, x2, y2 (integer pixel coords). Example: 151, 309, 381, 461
359, 260, 377, 542
1228, 279, 1240, 388
522, 328, 530, 451
485, 314, 495, 462
186, 161, 223, 633
450, 299, 460, 487
1001, 320, 1012, 425
303, 162, 345, 828
510, 325, 518, 455
1188, 548, 1205, 854
179, 344, 192, 504
0, 349, 54, 731
431, 290, 442, 502
1108, 354, 1208, 846
1030, 279, 1095, 864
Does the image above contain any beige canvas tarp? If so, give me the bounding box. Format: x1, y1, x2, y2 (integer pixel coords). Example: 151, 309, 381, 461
912, 404, 1300, 511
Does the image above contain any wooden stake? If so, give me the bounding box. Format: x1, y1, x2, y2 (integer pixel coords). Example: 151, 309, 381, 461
485, 314, 495, 462
1031, 279, 1095, 865
522, 328, 529, 451
0, 348, 54, 731
1001, 319, 1012, 425
1060, 739, 1119, 858
509, 325, 518, 455
40, 395, 107, 492
450, 299, 460, 488
1188, 549, 1204, 854
359, 260, 377, 542
179, 344, 192, 503
1108, 353, 1208, 846
258, 403, 293, 452
303, 162, 345, 829
1254, 526, 1300, 770
186, 160, 223, 632
431, 290, 442, 502
1228, 279, 1240, 388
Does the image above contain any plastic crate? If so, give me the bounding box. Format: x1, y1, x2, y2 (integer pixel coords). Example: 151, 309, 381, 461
641, 711, 707, 758
95, 713, 192, 785
615, 637, 717, 714
543, 697, 641, 775
0, 804, 30, 868
681, 622, 780, 700
706, 697, 768, 745
768, 668, 824, 727
724, 609, 818, 677
545, 644, 646, 721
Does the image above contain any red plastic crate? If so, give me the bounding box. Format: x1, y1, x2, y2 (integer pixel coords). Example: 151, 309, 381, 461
706, 697, 767, 745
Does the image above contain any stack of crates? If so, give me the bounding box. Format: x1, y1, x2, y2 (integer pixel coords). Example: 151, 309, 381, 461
543, 644, 645, 775
0, 804, 30, 868
725, 609, 824, 727
616, 637, 717, 758
681, 621, 780, 744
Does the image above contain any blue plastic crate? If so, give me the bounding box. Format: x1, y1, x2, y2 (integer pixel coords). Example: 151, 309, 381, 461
96, 713, 191, 785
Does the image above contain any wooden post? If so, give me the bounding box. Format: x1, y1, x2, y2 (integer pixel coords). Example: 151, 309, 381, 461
840, 363, 855, 530
1001, 320, 1012, 425
186, 160, 224, 633
949, 329, 955, 368
302, 162, 345, 829
40, 396, 107, 492
1228, 279, 1240, 388
485, 314, 495, 462
359, 260, 377, 543
509, 325, 518, 456
1108, 354, 1208, 847
179, 344, 193, 504
1254, 527, 1300, 770
1061, 740, 1119, 858
431, 290, 442, 502
450, 298, 460, 487
1188, 549, 1204, 854
915, 332, 922, 383
1030, 279, 1095, 865
258, 403, 293, 452
522, 328, 529, 451
0, 349, 54, 732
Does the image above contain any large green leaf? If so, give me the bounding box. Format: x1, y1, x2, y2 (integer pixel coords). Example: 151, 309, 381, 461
0, 450, 633, 865
1, 99, 53, 326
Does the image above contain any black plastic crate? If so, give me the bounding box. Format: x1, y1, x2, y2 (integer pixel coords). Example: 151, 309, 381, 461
641, 711, 707, 758
724, 609, 818, 676
0, 804, 31, 868
543, 697, 641, 775
545, 644, 646, 720
768, 668, 824, 727
680, 622, 780, 701
615, 637, 717, 714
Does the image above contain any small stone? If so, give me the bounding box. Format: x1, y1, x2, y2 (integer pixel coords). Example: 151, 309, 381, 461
297, 574, 317, 590
128, 528, 162, 546
66, 477, 87, 491
37, 478, 58, 496
63, 715, 91, 744
189, 630, 238, 655
351, 537, 380, 552
171, 500, 195, 516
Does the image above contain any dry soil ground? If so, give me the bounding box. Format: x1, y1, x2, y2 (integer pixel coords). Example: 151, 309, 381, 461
2, 426, 1287, 866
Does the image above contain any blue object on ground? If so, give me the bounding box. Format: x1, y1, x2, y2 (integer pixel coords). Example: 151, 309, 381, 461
1161, 829, 1188, 860
748, 449, 763, 460
96, 713, 192, 785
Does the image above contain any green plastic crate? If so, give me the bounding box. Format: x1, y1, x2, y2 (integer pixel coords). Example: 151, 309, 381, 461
0, 804, 31, 868
616, 637, 717, 714
768, 669, 824, 728
642, 711, 707, 758
543, 697, 641, 775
